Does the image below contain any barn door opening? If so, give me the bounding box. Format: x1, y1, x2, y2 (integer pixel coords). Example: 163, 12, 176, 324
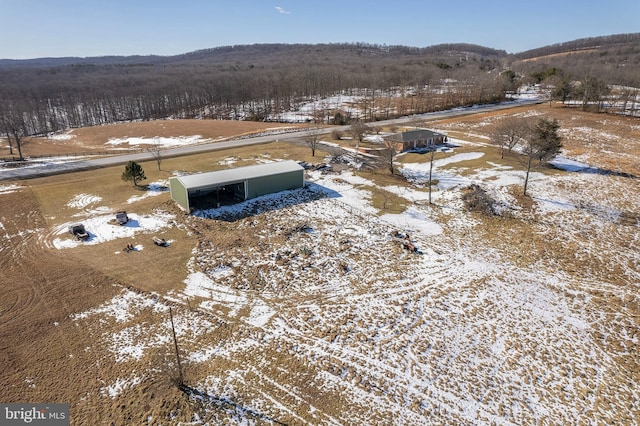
189, 181, 246, 210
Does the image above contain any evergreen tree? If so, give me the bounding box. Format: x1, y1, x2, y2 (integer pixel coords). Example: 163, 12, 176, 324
121, 161, 147, 187
522, 118, 563, 196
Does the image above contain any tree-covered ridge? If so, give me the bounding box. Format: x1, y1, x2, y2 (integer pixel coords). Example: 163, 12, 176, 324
0, 42, 512, 139
0, 42, 507, 68
514, 33, 640, 60
511, 33, 640, 90
1, 35, 639, 144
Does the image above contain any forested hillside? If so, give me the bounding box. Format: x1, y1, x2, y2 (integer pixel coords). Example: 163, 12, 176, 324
1, 35, 639, 144
512, 33, 640, 87
0, 43, 510, 137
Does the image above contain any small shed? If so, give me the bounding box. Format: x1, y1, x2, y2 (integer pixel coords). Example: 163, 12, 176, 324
169, 160, 305, 211
387, 129, 446, 152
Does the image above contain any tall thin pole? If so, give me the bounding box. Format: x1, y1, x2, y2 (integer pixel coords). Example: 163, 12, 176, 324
428, 149, 435, 205
169, 307, 184, 386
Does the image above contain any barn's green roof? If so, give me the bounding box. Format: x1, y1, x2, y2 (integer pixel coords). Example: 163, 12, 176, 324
171, 160, 303, 190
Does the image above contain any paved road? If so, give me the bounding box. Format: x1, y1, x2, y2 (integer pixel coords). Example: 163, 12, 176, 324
0, 99, 541, 182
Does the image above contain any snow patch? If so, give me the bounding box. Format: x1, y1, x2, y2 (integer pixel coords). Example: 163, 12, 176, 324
380, 206, 443, 235
101, 376, 142, 398
47, 131, 76, 141
106, 135, 211, 148
66, 193, 102, 209
51, 211, 174, 249
127, 181, 169, 203
549, 156, 592, 172
0, 184, 21, 194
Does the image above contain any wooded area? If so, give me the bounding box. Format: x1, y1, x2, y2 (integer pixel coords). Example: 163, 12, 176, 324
1, 35, 639, 159
0, 43, 509, 156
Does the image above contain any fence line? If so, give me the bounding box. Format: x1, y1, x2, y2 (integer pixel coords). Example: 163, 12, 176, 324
1, 148, 148, 162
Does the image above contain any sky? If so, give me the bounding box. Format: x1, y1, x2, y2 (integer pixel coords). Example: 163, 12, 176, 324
0, 0, 638, 59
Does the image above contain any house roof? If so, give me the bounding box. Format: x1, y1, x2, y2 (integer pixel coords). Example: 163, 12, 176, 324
390, 129, 444, 142
172, 160, 303, 190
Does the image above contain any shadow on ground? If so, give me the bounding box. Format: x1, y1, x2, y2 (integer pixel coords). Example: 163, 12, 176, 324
191, 182, 341, 222
181, 385, 288, 425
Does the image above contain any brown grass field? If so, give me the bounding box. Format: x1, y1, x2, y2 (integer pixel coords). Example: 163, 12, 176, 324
11, 119, 304, 157
1, 106, 638, 424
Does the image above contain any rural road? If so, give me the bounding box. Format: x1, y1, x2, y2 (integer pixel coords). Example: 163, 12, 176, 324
0, 99, 541, 181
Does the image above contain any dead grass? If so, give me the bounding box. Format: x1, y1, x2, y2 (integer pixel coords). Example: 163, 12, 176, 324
0, 189, 125, 421
14, 119, 305, 157
369, 187, 409, 214
513, 49, 599, 63
2, 111, 639, 424
74, 216, 192, 295
427, 103, 640, 177
22, 140, 328, 296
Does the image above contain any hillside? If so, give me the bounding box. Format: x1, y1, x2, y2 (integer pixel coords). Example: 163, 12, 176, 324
0, 42, 511, 138
511, 33, 640, 86
0, 42, 507, 68
1, 34, 639, 145
514, 33, 640, 60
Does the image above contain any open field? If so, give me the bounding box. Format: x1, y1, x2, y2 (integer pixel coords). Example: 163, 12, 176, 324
4, 120, 305, 158
1, 106, 639, 425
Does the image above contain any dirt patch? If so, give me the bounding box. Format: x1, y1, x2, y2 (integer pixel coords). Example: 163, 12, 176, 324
0, 189, 123, 418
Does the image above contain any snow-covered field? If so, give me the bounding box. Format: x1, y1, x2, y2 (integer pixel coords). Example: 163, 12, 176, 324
49, 132, 639, 424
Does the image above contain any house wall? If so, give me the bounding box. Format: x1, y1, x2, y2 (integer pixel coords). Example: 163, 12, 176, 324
401, 135, 445, 151
169, 178, 189, 211
246, 169, 304, 200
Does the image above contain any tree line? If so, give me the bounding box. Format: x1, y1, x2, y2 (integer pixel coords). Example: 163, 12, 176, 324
0, 43, 511, 159
511, 33, 640, 108
1, 37, 638, 160
510, 63, 640, 116
514, 33, 640, 61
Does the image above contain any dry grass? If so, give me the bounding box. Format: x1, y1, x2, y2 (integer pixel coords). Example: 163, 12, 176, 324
15, 119, 305, 157
513, 49, 599, 63
0, 189, 125, 421
2, 110, 639, 424
428, 103, 640, 177
355, 169, 424, 214
22, 140, 329, 295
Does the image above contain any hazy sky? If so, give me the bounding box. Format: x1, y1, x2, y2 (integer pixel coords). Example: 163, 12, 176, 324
1, 0, 638, 59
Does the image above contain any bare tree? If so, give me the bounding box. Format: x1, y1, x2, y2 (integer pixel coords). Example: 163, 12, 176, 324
148, 141, 163, 171
381, 139, 399, 174
428, 148, 438, 205
304, 125, 322, 157
492, 118, 529, 159
520, 118, 563, 196
349, 120, 368, 145
349, 120, 368, 166
578, 76, 610, 111
550, 75, 573, 105
0, 124, 13, 156
619, 87, 639, 116
0, 106, 27, 161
